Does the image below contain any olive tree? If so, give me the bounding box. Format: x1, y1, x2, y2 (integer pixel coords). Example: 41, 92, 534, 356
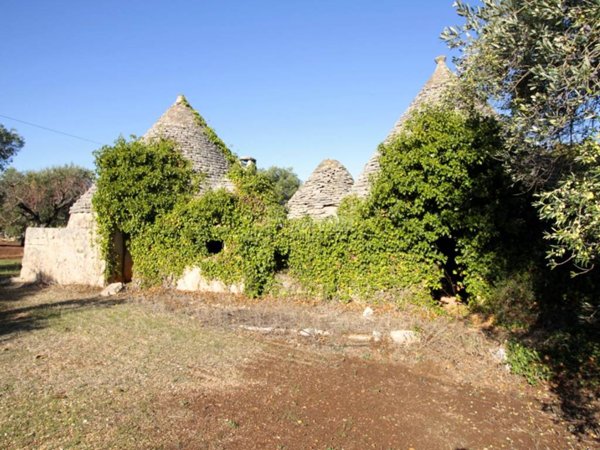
443, 0, 600, 271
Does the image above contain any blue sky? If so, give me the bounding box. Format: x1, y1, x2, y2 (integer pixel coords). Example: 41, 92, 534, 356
1, 0, 459, 181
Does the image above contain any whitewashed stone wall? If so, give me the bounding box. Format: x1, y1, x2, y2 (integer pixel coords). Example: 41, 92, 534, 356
176, 266, 244, 294
19, 217, 105, 287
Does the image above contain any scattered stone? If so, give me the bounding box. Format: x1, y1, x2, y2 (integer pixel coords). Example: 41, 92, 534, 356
440, 296, 458, 307
298, 328, 330, 337
238, 325, 290, 334
239, 325, 274, 334
347, 334, 372, 342
492, 346, 508, 363
390, 330, 419, 345
362, 307, 374, 319
101, 282, 124, 297
372, 331, 383, 342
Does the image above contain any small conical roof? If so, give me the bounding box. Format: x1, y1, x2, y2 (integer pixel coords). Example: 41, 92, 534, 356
351, 56, 455, 198
69, 183, 97, 214
143, 95, 233, 191
287, 159, 354, 219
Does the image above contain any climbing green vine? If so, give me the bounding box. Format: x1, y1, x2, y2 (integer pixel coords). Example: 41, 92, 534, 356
92, 136, 196, 279
93, 100, 539, 308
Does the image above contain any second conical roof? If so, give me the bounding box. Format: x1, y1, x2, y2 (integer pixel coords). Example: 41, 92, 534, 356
351, 56, 455, 198
287, 159, 354, 219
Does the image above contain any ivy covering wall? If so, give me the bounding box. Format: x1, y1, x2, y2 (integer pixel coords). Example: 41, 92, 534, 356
93, 103, 538, 306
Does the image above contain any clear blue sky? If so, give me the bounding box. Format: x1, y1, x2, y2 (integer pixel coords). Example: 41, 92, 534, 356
1, 0, 459, 181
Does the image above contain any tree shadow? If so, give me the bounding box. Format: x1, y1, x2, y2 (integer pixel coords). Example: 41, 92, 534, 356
0, 283, 124, 342
471, 260, 599, 444
512, 266, 599, 443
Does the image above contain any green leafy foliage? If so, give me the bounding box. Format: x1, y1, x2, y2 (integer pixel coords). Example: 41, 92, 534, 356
0, 165, 93, 238
284, 215, 439, 304
536, 140, 600, 272
0, 124, 24, 172
365, 106, 535, 303
176, 95, 238, 166
93, 137, 196, 277
131, 184, 286, 298
506, 340, 551, 385
443, 0, 600, 187
258, 166, 302, 205
443, 0, 600, 273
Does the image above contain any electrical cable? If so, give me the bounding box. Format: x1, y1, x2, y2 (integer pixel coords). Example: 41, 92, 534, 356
0, 113, 103, 145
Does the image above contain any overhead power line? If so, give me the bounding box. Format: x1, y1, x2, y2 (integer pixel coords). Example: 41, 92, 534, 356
0, 113, 103, 145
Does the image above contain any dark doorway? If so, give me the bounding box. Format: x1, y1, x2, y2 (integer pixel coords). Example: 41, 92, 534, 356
111, 231, 133, 283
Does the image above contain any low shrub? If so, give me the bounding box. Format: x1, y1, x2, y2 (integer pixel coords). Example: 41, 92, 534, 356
506, 340, 551, 385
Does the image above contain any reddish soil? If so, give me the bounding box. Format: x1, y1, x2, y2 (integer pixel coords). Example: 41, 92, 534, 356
168, 341, 581, 450
0, 241, 23, 260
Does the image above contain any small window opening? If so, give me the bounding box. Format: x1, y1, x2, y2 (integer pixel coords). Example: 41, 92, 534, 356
206, 240, 224, 255
274, 250, 289, 271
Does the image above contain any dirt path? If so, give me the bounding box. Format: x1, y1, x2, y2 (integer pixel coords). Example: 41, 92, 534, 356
169, 340, 577, 450
0, 240, 23, 260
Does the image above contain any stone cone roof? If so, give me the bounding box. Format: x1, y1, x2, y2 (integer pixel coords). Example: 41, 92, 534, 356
69, 183, 97, 214
142, 95, 233, 191
351, 56, 455, 198
287, 159, 354, 219
70, 95, 233, 216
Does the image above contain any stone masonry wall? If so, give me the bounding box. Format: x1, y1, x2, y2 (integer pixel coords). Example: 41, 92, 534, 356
19, 225, 105, 287
351, 56, 455, 198
143, 96, 233, 191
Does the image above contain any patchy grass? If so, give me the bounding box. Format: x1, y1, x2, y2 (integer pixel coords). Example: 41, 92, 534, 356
0, 285, 595, 448
0, 287, 263, 449
0, 259, 21, 281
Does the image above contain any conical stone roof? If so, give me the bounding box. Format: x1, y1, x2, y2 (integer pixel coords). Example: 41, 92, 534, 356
70, 95, 233, 216
69, 183, 97, 214
351, 56, 455, 198
142, 95, 233, 191
287, 159, 354, 219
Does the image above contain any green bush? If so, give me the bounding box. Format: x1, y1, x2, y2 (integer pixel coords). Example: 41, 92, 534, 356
365, 106, 537, 304
93, 137, 197, 278
284, 215, 440, 305
131, 174, 287, 298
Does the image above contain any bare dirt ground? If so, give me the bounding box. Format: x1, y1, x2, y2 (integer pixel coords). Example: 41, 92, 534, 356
0, 284, 596, 449
0, 240, 23, 260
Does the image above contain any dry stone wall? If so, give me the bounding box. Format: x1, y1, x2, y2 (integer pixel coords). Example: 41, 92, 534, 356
19, 225, 105, 286
143, 95, 233, 192
176, 267, 245, 294
18, 95, 236, 288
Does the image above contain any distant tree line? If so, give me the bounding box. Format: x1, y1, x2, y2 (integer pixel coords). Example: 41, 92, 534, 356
0, 123, 94, 240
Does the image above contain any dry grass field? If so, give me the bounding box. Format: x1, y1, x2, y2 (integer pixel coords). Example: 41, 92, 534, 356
0, 283, 594, 449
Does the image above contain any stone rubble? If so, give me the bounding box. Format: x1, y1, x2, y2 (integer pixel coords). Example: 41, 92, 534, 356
100, 282, 124, 297
389, 330, 420, 345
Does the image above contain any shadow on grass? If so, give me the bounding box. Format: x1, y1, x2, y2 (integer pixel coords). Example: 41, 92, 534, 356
528, 270, 600, 441
0, 284, 124, 342
0, 260, 22, 283
480, 265, 600, 443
